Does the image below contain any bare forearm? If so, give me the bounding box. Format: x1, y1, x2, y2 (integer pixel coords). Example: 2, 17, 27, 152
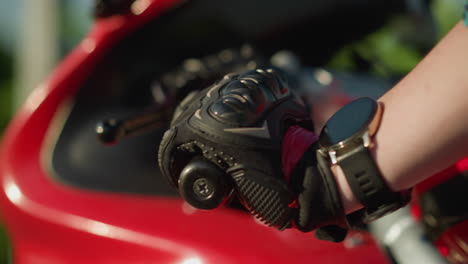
336, 21, 468, 213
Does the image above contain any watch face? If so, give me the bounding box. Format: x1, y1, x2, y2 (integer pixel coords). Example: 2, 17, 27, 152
319, 97, 377, 147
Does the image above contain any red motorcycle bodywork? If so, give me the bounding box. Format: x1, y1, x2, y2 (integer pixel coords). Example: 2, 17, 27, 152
412, 158, 468, 263
0, 1, 389, 263
0, 0, 464, 263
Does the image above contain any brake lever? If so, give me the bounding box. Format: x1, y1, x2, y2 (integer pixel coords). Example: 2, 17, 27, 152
96, 107, 172, 145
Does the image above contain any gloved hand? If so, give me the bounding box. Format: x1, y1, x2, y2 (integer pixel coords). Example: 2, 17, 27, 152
158, 68, 350, 241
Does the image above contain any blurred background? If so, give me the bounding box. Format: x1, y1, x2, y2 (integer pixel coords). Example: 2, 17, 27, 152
0, 0, 464, 263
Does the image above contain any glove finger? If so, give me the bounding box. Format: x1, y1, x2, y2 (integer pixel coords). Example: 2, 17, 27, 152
314, 225, 348, 242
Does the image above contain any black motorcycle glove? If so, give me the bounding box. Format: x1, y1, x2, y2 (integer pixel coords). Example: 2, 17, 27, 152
158, 68, 350, 241
285, 133, 350, 242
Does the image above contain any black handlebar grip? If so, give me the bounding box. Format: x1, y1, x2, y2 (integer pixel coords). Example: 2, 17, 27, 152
179, 157, 231, 210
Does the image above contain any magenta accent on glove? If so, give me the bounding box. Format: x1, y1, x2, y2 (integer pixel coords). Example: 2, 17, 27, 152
282, 126, 318, 182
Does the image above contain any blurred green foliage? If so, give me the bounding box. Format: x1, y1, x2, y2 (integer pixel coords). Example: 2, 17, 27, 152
433, 0, 465, 36
0, 54, 10, 263
327, 0, 464, 76
0, 49, 12, 133
0, 227, 9, 264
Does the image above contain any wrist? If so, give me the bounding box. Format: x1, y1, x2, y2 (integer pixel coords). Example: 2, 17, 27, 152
331, 165, 363, 214
318, 97, 411, 222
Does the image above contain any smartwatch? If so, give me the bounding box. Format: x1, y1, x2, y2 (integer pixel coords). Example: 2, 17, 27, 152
318, 97, 410, 222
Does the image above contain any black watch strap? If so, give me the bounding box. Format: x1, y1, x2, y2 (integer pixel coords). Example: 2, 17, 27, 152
339, 145, 410, 221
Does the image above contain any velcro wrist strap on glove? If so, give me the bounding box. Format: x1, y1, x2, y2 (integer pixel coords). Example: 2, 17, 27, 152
291, 143, 349, 242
